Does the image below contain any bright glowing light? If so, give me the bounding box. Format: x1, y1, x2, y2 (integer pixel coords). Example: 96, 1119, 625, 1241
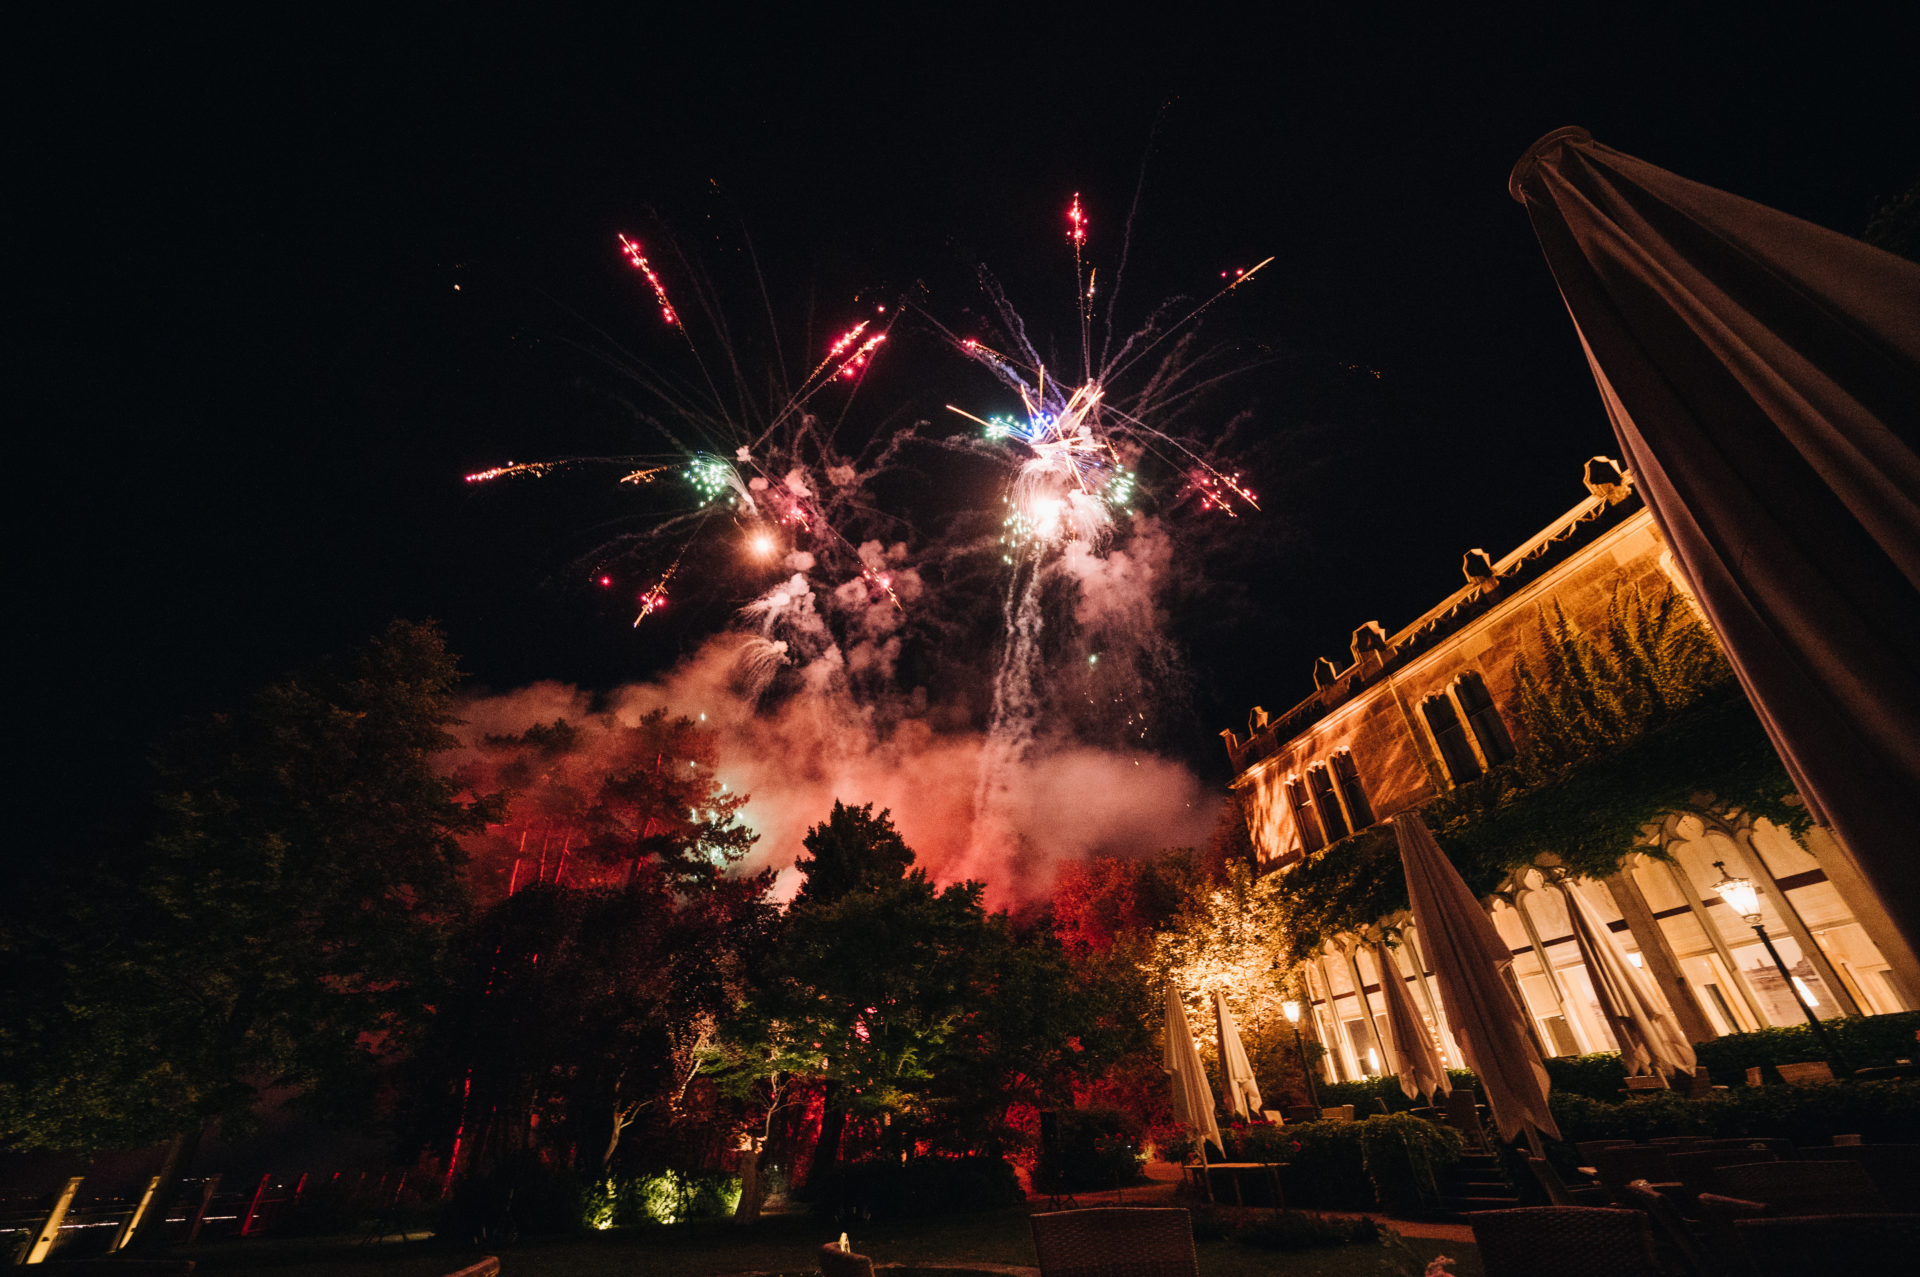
750, 534, 775, 557
1792, 976, 1820, 1008
1067, 193, 1088, 246
598, 575, 612, 587
617, 233, 680, 326
1367, 1048, 1380, 1074
1627, 951, 1644, 968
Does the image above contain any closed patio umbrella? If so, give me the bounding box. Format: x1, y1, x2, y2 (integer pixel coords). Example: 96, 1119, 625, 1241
1509, 127, 1920, 965
1556, 881, 1697, 1081
1371, 939, 1450, 1102
1212, 989, 1263, 1120
1394, 812, 1559, 1144
1163, 983, 1223, 1157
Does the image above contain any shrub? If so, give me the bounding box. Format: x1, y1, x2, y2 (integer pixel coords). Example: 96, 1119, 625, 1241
1318, 1070, 1479, 1113
1036, 1107, 1147, 1192
1253, 1114, 1462, 1214
1548, 1079, 1920, 1145
582, 1170, 743, 1229
1235, 1209, 1385, 1251
1692, 1012, 1920, 1084
809, 1154, 1023, 1219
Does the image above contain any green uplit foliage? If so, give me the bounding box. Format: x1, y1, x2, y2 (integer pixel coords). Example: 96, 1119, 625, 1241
1269, 583, 1800, 958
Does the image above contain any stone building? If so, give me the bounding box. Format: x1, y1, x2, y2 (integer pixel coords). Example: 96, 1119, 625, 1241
1221, 460, 1916, 1083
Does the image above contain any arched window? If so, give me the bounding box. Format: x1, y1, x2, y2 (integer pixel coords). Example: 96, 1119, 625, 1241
1287, 776, 1325, 854
1331, 749, 1374, 829
1421, 693, 1482, 783
1307, 764, 1350, 842
1453, 671, 1515, 767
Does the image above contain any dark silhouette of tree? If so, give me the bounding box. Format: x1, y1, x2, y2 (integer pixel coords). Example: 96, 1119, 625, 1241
0, 621, 497, 1240
789, 801, 915, 907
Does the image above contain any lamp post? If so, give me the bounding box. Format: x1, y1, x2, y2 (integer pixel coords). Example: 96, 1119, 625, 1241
1711, 861, 1847, 1076
1282, 999, 1321, 1110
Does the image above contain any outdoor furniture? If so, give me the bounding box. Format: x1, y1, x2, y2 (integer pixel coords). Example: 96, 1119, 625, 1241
1815, 1143, 1920, 1208
1320, 1104, 1356, 1122
442, 1262, 500, 1277
818, 1241, 877, 1277
1648, 1135, 1704, 1146
1713, 1160, 1887, 1215
1772, 1062, 1834, 1086
1699, 1138, 1790, 1154
1623, 1075, 1669, 1096
40, 1265, 198, 1275
1621, 1179, 1713, 1277
1282, 1105, 1319, 1123
1730, 1213, 1920, 1275
1525, 1156, 1610, 1207
1665, 1150, 1780, 1202
1576, 1139, 1635, 1160
1029, 1207, 1198, 1277
1183, 1158, 1284, 1208
1441, 1089, 1490, 1153
1695, 1194, 1769, 1265
1468, 1206, 1665, 1277
1594, 1145, 1684, 1201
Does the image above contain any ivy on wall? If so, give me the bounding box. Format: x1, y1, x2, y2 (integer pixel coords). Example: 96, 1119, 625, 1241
1272, 584, 1802, 962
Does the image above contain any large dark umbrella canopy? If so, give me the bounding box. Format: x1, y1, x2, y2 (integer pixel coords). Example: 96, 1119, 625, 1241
1509, 127, 1920, 959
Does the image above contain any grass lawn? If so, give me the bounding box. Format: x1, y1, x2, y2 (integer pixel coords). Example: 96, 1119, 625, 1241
173, 1205, 1484, 1276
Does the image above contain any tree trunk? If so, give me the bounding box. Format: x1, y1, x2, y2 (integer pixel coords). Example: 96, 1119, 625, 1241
734, 1138, 766, 1223
128, 1123, 205, 1250
810, 1081, 847, 1190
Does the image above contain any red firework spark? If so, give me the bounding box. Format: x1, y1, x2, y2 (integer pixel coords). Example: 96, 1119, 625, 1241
617, 233, 680, 327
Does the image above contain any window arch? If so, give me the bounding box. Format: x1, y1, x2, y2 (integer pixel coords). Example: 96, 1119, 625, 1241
1421, 692, 1482, 783
1307, 764, 1350, 842
1453, 671, 1515, 767
1331, 749, 1374, 829
1287, 775, 1325, 854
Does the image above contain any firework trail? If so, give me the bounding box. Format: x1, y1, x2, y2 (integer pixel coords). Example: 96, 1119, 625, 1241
929, 195, 1272, 875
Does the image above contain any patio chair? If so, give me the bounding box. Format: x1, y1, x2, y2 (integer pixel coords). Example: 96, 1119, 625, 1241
1773, 1061, 1834, 1086
1815, 1142, 1920, 1209
1320, 1104, 1356, 1122
1731, 1213, 1920, 1275
1648, 1135, 1704, 1146
1442, 1089, 1490, 1153
1526, 1156, 1610, 1207
1699, 1137, 1790, 1154
1621, 1179, 1713, 1277
1694, 1194, 1768, 1263
1575, 1139, 1635, 1161
1282, 1104, 1319, 1123
1468, 1206, 1664, 1277
818, 1241, 877, 1277
1029, 1207, 1198, 1277
1713, 1160, 1887, 1214
1594, 1145, 1684, 1201
1664, 1150, 1780, 1202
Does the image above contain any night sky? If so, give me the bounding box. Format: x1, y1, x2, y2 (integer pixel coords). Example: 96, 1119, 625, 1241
19, 6, 1916, 871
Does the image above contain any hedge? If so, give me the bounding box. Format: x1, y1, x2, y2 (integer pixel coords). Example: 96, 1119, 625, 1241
1221, 1114, 1464, 1215
1547, 1079, 1920, 1146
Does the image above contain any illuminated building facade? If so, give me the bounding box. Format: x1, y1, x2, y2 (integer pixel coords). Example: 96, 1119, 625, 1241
1222, 460, 1916, 1083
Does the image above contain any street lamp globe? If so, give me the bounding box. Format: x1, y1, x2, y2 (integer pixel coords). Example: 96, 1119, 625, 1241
1282, 999, 1302, 1025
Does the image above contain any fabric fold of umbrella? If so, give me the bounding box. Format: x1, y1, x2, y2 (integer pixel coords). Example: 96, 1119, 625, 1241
1394, 812, 1558, 1142
1556, 881, 1697, 1080
1509, 126, 1920, 962
1212, 989, 1263, 1119
1371, 940, 1450, 1102
1163, 983, 1223, 1157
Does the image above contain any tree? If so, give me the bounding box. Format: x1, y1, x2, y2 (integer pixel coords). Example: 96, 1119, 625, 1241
788, 800, 915, 907
454, 708, 756, 898
0, 622, 496, 1236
